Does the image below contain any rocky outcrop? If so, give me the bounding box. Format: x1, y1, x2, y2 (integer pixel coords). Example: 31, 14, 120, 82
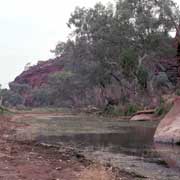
154, 97, 180, 144
14, 57, 63, 88
130, 114, 155, 121
158, 58, 178, 85
130, 110, 155, 121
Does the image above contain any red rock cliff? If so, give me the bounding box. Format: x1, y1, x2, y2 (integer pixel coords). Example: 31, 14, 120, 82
14, 57, 63, 88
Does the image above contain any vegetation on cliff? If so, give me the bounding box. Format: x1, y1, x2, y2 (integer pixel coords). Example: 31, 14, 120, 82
1, 0, 180, 110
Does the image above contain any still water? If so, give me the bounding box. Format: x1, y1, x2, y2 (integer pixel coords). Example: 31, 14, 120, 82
16, 115, 180, 179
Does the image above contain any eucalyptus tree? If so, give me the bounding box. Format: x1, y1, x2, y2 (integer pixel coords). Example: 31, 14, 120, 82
50, 0, 180, 106
65, 0, 179, 83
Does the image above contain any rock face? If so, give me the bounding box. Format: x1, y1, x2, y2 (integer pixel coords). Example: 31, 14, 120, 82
14, 57, 63, 88
158, 58, 178, 85
154, 97, 180, 144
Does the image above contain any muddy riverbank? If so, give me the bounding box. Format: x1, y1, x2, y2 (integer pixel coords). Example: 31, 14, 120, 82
1, 112, 180, 179
0, 113, 136, 180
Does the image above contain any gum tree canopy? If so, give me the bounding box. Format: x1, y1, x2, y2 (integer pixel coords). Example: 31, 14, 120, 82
52, 0, 180, 89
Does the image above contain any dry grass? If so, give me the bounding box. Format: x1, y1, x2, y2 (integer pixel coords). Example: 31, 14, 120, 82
79, 164, 116, 180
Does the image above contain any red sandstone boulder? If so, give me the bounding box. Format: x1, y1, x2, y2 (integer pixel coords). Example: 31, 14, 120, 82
130, 114, 155, 121
154, 97, 180, 144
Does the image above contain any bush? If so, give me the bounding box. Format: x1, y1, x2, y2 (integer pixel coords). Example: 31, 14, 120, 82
154, 97, 172, 117
119, 48, 138, 78
9, 82, 31, 94
32, 88, 50, 107
155, 106, 165, 116
136, 66, 148, 89
0, 89, 24, 107
103, 105, 117, 115
124, 104, 139, 116
103, 104, 139, 116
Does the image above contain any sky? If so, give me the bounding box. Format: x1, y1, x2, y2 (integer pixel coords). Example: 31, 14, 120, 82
0, 0, 179, 88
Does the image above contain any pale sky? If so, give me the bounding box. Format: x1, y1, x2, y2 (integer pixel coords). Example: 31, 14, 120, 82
0, 0, 179, 88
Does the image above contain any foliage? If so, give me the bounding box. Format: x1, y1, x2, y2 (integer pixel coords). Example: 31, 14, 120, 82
47, 71, 88, 107
103, 103, 139, 116
103, 105, 126, 116
9, 82, 31, 95
7, 0, 180, 107
154, 97, 172, 116
120, 48, 138, 78
50, 41, 67, 57
0, 89, 24, 106
124, 104, 139, 116
136, 66, 149, 89
32, 88, 50, 107
51, 0, 178, 90
155, 105, 166, 116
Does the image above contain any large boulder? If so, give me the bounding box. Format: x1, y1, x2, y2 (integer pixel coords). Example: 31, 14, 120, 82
154, 97, 180, 144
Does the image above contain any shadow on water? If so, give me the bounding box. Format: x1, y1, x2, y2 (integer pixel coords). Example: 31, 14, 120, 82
37, 125, 156, 157
154, 144, 180, 171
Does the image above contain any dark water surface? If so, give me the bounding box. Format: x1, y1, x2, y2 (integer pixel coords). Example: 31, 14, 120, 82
38, 125, 156, 156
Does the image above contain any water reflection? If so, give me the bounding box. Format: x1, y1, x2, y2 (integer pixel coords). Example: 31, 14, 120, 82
36, 122, 180, 172
37, 125, 156, 157
16, 116, 180, 178
155, 143, 180, 171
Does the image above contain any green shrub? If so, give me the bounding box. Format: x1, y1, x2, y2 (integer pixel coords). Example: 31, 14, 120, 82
103, 104, 124, 116
0, 89, 24, 107
119, 48, 138, 78
124, 104, 138, 116
103, 105, 119, 116
136, 66, 148, 89
103, 104, 139, 116
32, 88, 50, 106
155, 106, 165, 116
154, 97, 172, 117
